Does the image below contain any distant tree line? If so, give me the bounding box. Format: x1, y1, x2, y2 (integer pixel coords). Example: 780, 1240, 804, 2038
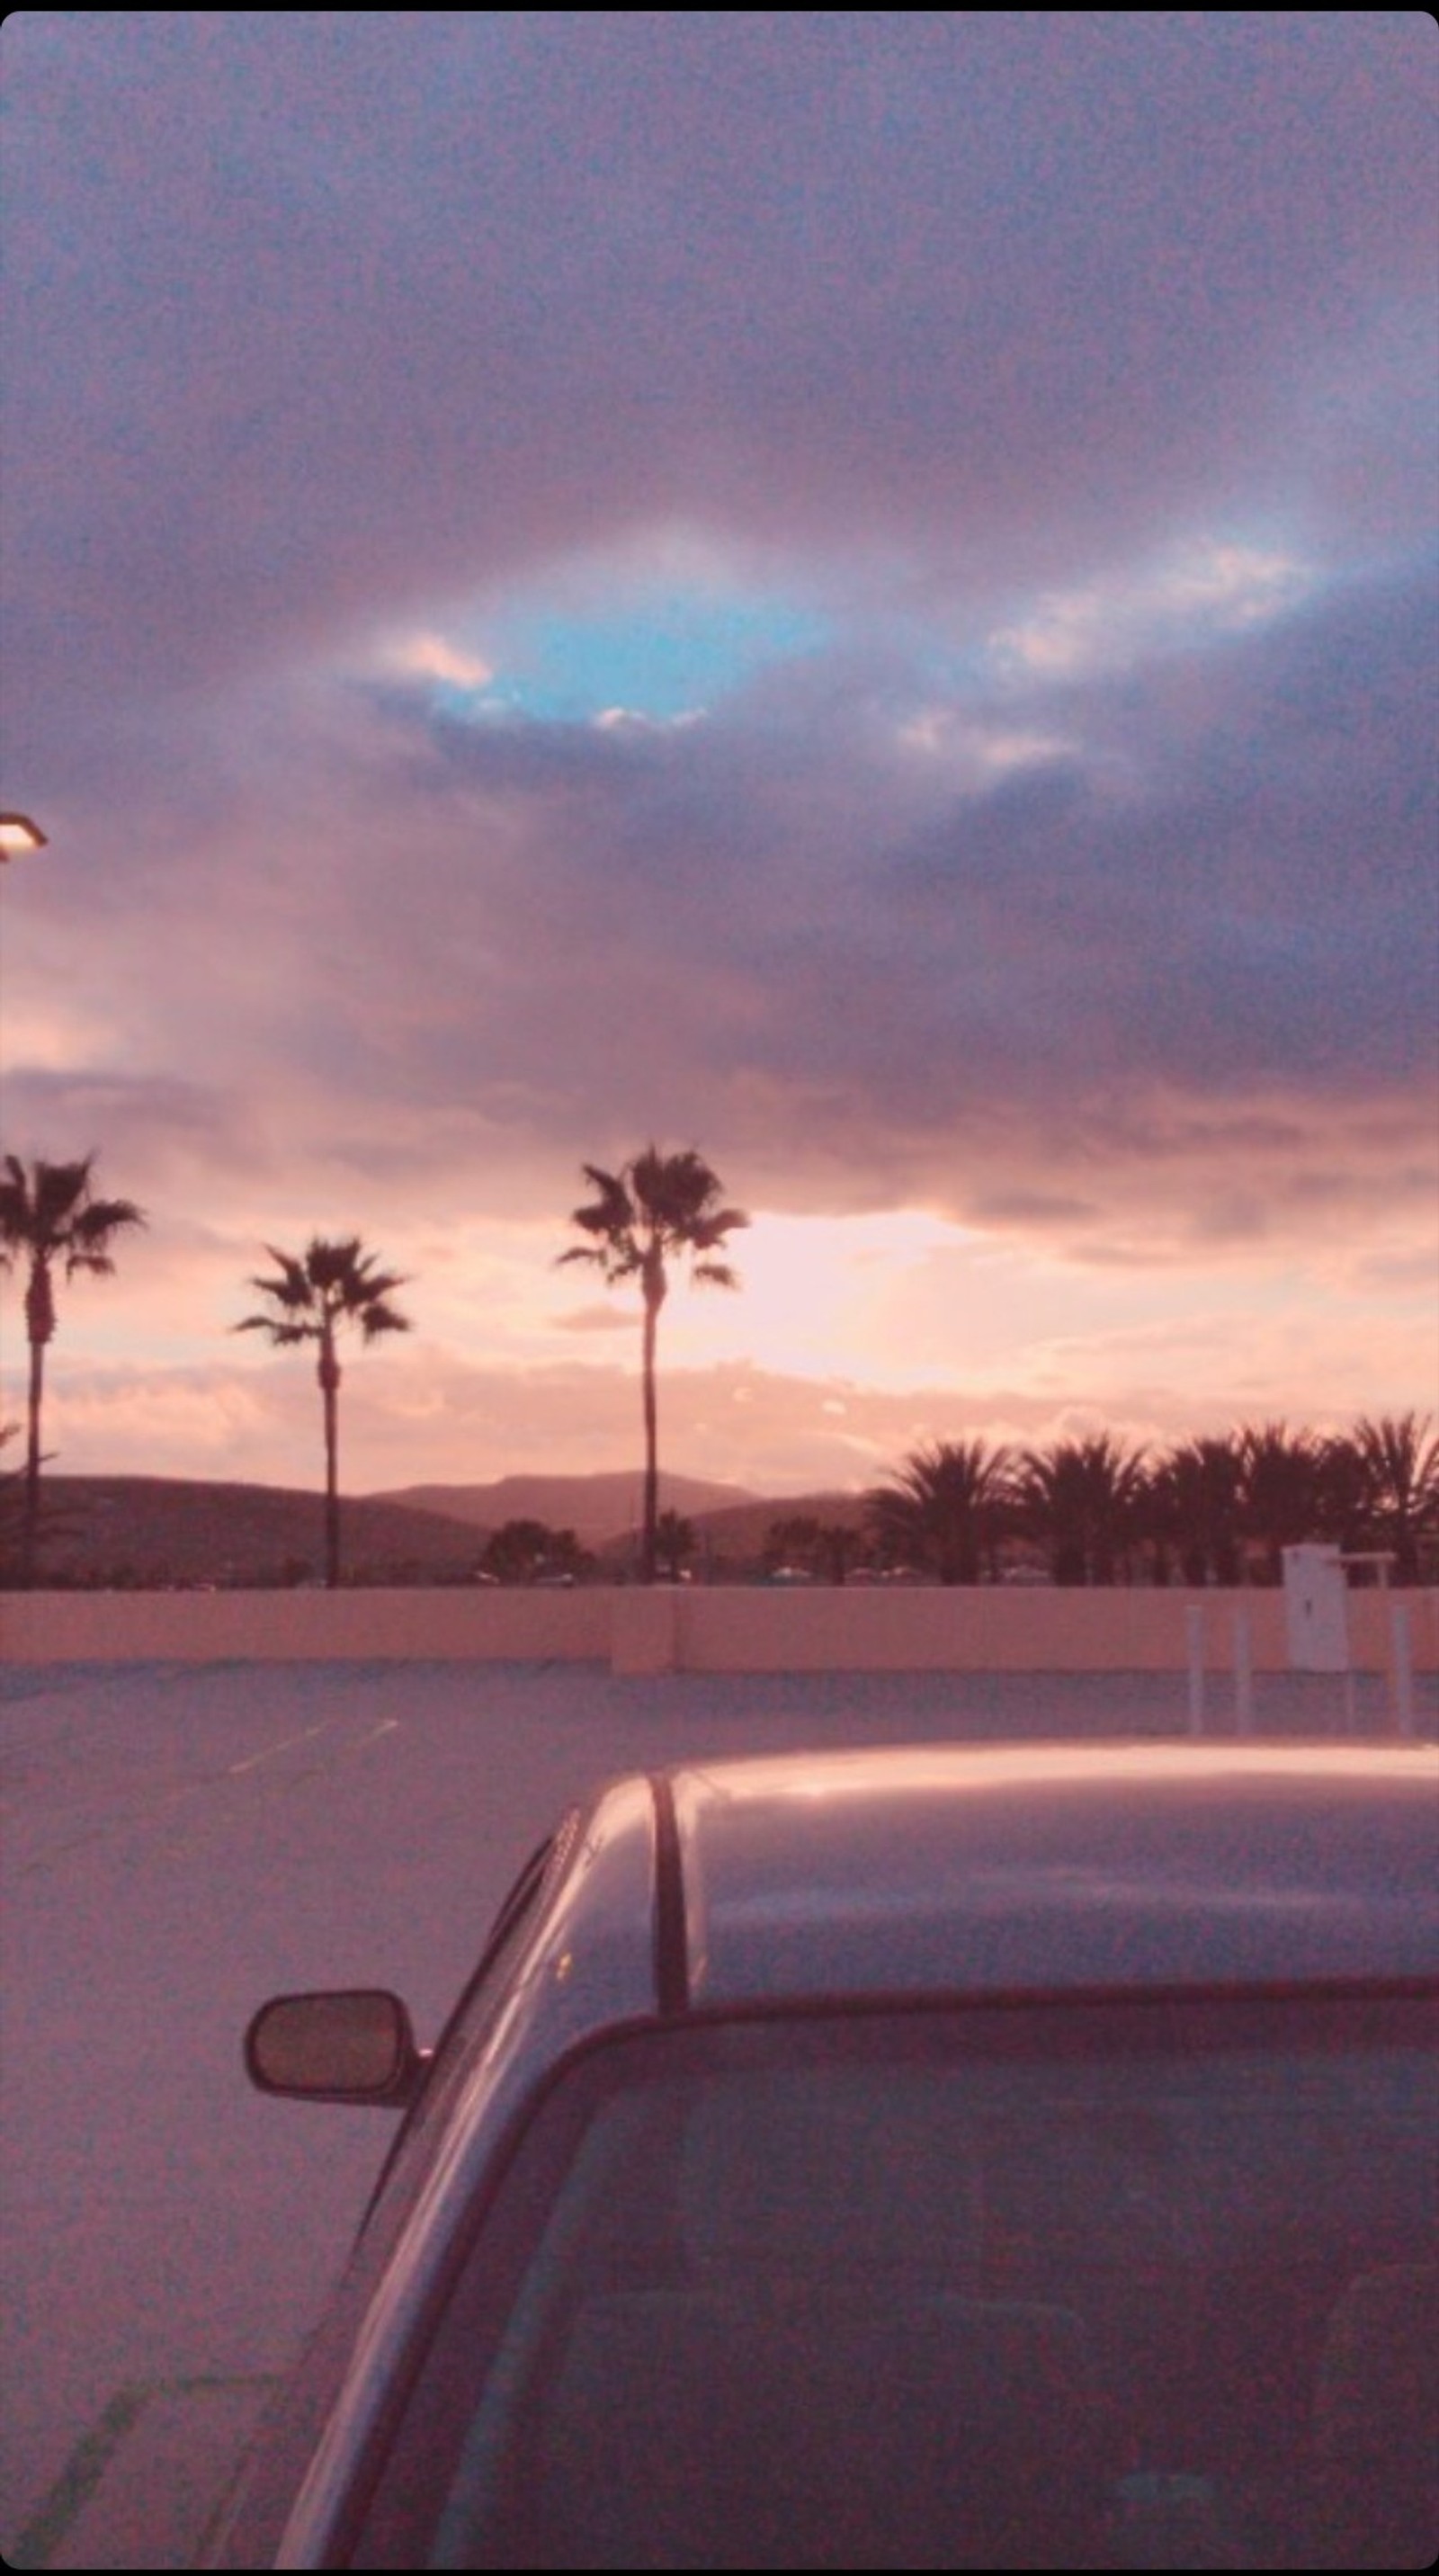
478, 1519, 594, 1585
857, 1425, 1439, 1589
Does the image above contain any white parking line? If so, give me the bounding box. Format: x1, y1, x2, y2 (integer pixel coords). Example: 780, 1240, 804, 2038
225, 1721, 332, 1775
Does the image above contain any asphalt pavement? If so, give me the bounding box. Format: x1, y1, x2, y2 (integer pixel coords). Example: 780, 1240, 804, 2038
2, 1656, 1429, 2568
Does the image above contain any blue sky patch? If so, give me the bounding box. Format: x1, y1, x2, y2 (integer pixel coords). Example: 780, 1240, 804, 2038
475, 584, 830, 722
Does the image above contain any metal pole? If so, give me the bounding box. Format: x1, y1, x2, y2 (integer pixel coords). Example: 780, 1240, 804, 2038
1233, 1606, 1254, 1737
1186, 1606, 1205, 1737
1390, 1603, 1415, 1738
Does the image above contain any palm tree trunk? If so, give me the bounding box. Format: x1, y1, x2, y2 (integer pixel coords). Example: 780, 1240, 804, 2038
20, 1257, 56, 1591
319, 1336, 341, 1590
641, 1291, 659, 1584
22, 1333, 45, 1588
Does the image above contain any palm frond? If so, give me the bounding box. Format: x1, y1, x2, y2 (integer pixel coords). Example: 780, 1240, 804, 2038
0, 1156, 146, 1263
233, 1314, 317, 1346
252, 1247, 317, 1309
359, 1303, 410, 1342
33, 1158, 96, 1235
235, 1235, 412, 1339
67, 1195, 146, 1248
568, 1166, 637, 1239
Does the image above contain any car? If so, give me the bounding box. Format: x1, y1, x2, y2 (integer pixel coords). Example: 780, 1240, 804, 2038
209, 1741, 1438, 2571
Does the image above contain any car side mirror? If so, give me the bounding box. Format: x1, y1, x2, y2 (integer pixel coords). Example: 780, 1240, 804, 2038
245, 1989, 424, 2106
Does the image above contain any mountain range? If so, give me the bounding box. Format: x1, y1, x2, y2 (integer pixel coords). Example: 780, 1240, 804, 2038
373, 1471, 762, 1549
11, 1471, 868, 1586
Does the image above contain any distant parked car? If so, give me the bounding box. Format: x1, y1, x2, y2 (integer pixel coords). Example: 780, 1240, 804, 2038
210, 1743, 1438, 2571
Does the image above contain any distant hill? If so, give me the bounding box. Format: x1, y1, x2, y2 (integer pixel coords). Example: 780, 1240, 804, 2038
374, 1471, 761, 1549
12, 1477, 485, 1588
678, 1489, 870, 1558
6, 1471, 873, 1588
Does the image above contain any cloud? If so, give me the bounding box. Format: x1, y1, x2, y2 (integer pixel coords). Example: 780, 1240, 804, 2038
31, 1330, 1434, 1501
5, 548, 1434, 1268
7, 17, 1435, 762
2, 16, 1435, 1487
555, 1303, 637, 1336
388, 633, 495, 689
989, 541, 1316, 681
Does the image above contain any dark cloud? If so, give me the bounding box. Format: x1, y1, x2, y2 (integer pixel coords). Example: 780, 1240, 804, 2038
7, 537, 1434, 1261
5, 16, 1435, 767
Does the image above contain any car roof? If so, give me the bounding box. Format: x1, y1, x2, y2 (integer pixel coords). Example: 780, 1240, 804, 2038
610, 1741, 1439, 2010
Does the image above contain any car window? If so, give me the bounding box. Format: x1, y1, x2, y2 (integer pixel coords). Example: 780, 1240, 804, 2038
353, 1987, 1435, 2571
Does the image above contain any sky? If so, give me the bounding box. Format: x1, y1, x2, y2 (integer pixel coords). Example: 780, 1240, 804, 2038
1, 11, 1436, 1498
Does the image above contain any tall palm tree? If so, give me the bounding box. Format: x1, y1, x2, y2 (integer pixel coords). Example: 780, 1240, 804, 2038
867, 1439, 1014, 1585
0, 1153, 147, 1586
559, 1147, 746, 1582
235, 1237, 411, 1590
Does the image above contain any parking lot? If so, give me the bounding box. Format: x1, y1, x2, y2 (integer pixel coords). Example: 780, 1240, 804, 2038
1, 1655, 1426, 2568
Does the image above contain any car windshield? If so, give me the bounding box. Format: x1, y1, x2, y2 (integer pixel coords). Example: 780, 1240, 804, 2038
355, 1990, 1435, 2572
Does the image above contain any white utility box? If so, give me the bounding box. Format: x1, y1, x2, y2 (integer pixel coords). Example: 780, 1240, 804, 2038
1282, 1543, 1350, 1672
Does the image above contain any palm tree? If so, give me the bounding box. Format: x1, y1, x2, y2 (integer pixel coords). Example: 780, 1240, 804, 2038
867, 1439, 1014, 1586
235, 1237, 411, 1590
1150, 1436, 1245, 1587
764, 1513, 867, 1585
814, 1522, 868, 1586
1314, 1430, 1373, 1556
654, 1508, 697, 1582
480, 1518, 590, 1584
0, 1153, 147, 1586
764, 1514, 827, 1583
1018, 1434, 1149, 1585
1350, 1412, 1439, 1583
559, 1147, 746, 1582
1237, 1421, 1323, 1583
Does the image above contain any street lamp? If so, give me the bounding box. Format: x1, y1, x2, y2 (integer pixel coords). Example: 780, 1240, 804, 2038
0, 812, 48, 861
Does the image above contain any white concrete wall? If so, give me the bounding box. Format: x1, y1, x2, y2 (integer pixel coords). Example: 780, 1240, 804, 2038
4, 1582, 1435, 1673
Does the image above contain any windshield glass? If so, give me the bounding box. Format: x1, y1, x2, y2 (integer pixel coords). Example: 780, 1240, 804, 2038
357, 1990, 1435, 2572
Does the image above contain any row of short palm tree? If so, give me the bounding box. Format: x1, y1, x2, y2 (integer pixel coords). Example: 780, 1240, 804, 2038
867, 1423, 1439, 1588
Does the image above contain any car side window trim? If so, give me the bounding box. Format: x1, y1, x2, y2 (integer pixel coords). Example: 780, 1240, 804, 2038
357, 1825, 581, 2230
649, 1773, 689, 2016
